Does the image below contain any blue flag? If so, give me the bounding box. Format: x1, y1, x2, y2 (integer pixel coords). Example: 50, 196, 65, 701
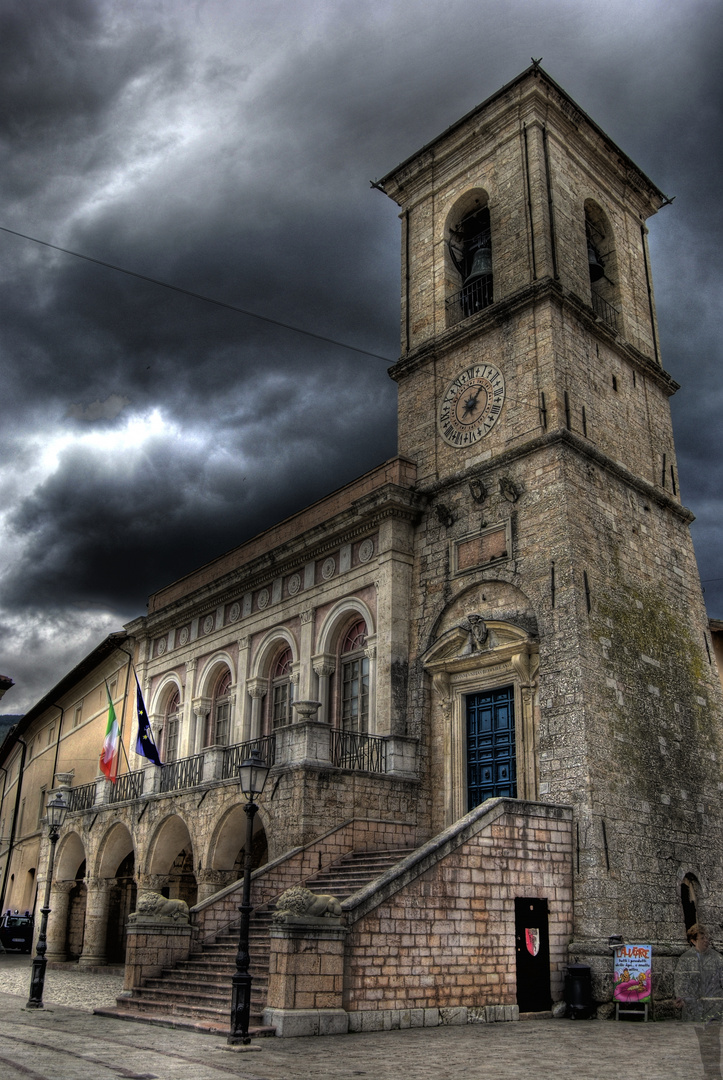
135, 675, 163, 766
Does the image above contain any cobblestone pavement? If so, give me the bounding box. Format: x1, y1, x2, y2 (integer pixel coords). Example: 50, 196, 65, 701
0, 952, 124, 1009
0, 958, 714, 1080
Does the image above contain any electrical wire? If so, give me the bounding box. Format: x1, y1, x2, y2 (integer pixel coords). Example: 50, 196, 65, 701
0, 224, 395, 364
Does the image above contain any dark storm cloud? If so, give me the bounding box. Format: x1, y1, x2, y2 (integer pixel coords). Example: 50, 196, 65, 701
1, 0, 722, 710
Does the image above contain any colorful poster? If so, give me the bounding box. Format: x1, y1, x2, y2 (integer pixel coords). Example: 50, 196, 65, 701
614, 944, 652, 1003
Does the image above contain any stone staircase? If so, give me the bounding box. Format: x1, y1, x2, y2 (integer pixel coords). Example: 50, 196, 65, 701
98, 846, 413, 1034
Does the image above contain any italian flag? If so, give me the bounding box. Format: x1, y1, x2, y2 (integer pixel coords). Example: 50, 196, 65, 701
100, 685, 119, 782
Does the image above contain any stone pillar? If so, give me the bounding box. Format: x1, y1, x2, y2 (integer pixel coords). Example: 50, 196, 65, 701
236, 637, 251, 742
78, 878, 112, 967
192, 697, 211, 752
196, 868, 236, 904
182, 660, 198, 757
365, 641, 377, 734
312, 655, 335, 724
298, 609, 315, 701
277, 718, 331, 767
264, 916, 348, 1037
124, 915, 192, 992
45, 880, 75, 963
247, 679, 267, 739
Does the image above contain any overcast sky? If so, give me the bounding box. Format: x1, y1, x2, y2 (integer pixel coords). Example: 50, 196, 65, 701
1, 0, 721, 714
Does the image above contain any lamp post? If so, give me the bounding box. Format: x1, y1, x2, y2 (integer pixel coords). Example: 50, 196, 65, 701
228, 748, 270, 1045
27, 791, 68, 1008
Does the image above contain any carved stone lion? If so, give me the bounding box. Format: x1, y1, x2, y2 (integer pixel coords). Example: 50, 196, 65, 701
135, 891, 190, 922
273, 886, 342, 921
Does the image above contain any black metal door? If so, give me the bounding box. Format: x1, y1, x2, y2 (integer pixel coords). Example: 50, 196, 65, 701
466, 686, 516, 811
515, 897, 551, 1012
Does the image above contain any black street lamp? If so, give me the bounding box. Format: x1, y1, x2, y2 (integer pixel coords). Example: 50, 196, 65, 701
27, 791, 68, 1009
228, 748, 270, 1045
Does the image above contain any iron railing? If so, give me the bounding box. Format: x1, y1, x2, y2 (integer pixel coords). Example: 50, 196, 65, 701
159, 753, 203, 793
330, 729, 387, 773
222, 735, 276, 780
108, 770, 144, 804
66, 782, 96, 813
591, 291, 619, 331
445, 276, 493, 326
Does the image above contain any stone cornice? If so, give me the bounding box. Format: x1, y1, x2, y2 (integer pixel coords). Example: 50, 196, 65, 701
420, 426, 694, 525
389, 277, 677, 397
133, 483, 424, 639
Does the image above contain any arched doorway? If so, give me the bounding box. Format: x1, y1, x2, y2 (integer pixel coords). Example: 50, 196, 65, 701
67, 860, 87, 960
106, 851, 137, 963
96, 822, 136, 965
209, 804, 268, 883
146, 815, 198, 907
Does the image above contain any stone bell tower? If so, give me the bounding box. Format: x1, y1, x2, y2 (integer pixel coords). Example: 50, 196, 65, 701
379, 64, 723, 972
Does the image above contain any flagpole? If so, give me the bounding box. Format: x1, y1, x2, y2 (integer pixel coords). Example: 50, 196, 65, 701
117, 652, 133, 774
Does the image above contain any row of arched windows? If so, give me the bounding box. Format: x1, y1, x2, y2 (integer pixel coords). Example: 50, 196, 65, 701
160, 616, 371, 762
445, 191, 620, 330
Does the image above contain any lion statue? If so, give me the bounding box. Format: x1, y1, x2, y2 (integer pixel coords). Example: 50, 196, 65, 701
135, 891, 190, 922
272, 886, 342, 921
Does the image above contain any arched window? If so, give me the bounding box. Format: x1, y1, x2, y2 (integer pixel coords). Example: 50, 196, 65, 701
585, 200, 620, 331
446, 198, 493, 326
681, 874, 699, 933
164, 690, 181, 763
339, 619, 369, 733
270, 647, 294, 730
206, 671, 232, 747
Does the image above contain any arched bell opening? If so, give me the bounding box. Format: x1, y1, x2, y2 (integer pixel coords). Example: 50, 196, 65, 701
584, 199, 621, 332
445, 190, 494, 328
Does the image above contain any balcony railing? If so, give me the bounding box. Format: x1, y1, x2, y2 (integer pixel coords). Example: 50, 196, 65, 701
108, 770, 144, 804
159, 753, 203, 793
221, 735, 277, 780
591, 290, 619, 331
66, 782, 96, 813
445, 276, 493, 326
330, 729, 387, 773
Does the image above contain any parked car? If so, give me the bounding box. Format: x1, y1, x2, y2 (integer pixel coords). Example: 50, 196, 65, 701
0, 911, 34, 953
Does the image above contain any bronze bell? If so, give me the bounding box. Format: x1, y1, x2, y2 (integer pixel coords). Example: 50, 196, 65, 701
465, 244, 492, 282
588, 241, 605, 282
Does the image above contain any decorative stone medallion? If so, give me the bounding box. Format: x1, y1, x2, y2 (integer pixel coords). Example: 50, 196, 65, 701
288, 572, 301, 596
359, 538, 374, 563
156, 637, 167, 656
203, 614, 215, 635
321, 557, 336, 580
257, 588, 270, 610
178, 626, 189, 646
228, 601, 241, 623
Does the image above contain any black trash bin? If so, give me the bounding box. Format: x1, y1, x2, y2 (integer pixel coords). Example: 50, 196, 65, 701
565, 963, 594, 1019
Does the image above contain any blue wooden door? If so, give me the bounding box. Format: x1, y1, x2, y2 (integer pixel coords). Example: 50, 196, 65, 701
466, 686, 516, 810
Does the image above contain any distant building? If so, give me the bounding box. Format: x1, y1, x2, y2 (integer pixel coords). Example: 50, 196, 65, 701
2, 65, 721, 1029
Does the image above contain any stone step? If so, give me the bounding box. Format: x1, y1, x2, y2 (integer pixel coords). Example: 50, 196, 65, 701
112, 846, 414, 1033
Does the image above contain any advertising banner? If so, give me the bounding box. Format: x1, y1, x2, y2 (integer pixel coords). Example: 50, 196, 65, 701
614, 944, 652, 1003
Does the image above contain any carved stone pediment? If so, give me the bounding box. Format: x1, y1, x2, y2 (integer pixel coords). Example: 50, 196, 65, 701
422, 618, 532, 675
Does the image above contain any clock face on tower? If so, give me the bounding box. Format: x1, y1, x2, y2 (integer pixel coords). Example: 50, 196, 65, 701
438, 363, 506, 447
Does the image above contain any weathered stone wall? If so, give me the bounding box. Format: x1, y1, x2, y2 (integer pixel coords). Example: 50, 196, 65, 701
342, 801, 573, 1014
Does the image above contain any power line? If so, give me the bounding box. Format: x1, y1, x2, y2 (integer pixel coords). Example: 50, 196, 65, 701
0, 224, 395, 364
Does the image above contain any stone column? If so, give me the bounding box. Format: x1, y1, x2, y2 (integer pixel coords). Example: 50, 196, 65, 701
182, 660, 198, 757
78, 878, 113, 967
312, 655, 335, 724
298, 609, 315, 701
195, 868, 236, 904
246, 679, 267, 739
365, 641, 377, 734
192, 697, 211, 752
45, 880, 75, 963
236, 637, 251, 742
